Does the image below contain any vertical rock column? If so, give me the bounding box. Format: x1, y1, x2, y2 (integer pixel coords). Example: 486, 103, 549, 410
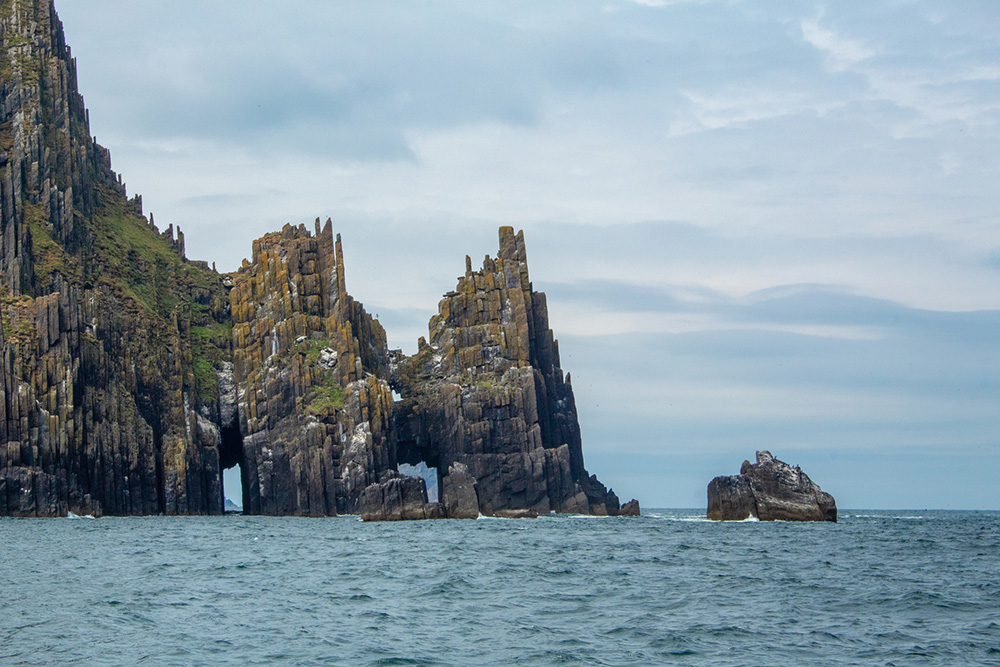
230, 221, 396, 515
392, 227, 631, 516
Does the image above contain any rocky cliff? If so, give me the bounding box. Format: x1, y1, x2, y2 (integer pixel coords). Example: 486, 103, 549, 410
391, 228, 633, 517
0, 0, 235, 517
0, 0, 635, 518
229, 221, 396, 515
707, 450, 836, 522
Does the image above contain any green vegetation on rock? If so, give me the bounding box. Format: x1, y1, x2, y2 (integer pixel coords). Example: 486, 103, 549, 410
308, 375, 346, 415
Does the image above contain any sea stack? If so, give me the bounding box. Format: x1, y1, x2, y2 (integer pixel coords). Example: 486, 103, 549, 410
707, 451, 837, 522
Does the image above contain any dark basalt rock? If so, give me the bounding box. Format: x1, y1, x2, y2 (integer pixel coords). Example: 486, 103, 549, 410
0, 0, 231, 517
707, 450, 837, 522
619, 499, 641, 517
493, 508, 538, 519
0, 0, 638, 519
389, 227, 635, 519
360, 474, 437, 521
440, 463, 480, 519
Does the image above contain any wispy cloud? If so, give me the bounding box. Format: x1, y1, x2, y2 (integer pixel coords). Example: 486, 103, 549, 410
800, 12, 879, 71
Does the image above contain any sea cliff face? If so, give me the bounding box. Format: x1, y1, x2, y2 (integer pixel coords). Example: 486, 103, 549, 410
0, 0, 635, 518
229, 222, 396, 516
391, 228, 627, 517
0, 0, 231, 516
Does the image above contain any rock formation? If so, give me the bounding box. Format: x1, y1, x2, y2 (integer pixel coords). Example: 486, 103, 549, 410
390, 228, 637, 519
0, 0, 636, 518
229, 222, 395, 515
1, 0, 231, 517
707, 450, 837, 522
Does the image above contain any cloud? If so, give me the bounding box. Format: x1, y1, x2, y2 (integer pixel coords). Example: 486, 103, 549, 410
800, 13, 879, 71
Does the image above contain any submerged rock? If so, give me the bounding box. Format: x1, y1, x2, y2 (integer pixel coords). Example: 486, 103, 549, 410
707, 451, 837, 522
493, 508, 538, 519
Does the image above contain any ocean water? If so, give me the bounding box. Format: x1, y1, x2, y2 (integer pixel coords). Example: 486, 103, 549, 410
1, 510, 998, 666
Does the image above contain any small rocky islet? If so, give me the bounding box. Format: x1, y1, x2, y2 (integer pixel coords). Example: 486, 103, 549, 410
707, 450, 837, 522
0, 0, 636, 519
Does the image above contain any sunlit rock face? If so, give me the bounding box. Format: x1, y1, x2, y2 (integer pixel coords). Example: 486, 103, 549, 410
229, 222, 395, 516
707, 450, 837, 522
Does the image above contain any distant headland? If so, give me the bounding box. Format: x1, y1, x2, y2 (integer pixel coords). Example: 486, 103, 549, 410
0, 0, 636, 519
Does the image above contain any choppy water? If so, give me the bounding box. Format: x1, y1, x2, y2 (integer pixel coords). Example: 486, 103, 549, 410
2, 509, 999, 666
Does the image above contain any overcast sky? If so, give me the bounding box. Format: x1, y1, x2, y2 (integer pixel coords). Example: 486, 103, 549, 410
57, 0, 1000, 509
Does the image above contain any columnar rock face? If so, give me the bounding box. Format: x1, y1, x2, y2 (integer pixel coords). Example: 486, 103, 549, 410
229, 221, 395, 515
0, 1, 637, 518
391, 227, 637, 517
0, 0, 232, 516
440, 462, 479, 519
707, 450, 837, 522
359, 473, 445, 521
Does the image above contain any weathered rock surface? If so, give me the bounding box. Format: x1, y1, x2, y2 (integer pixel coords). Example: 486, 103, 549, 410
1, 0, 231, 516
0, 1, 638, 518
440, 462, 479, 519
360, 473, 441, 521
707, 450, 837, 522
390, 227, 638, 519
230, 222, 395, 516
619, 499, 641, 517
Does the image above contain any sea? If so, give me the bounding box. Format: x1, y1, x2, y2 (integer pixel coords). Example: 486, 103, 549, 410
2, 509, 998, 666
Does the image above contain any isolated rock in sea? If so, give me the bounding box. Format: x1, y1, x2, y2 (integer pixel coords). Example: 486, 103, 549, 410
619, 499, 641, 517
707, 451, 837, 522
360, 474, 442, 521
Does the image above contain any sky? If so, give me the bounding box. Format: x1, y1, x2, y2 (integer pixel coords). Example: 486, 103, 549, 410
55, 0, 1000, 510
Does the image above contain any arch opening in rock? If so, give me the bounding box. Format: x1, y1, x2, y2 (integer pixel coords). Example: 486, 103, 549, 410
398, 461, 439, 503
219, 419, 246, 513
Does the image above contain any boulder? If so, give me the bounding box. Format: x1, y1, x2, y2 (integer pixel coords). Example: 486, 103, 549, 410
707, 451, 837, 522
619, 499, 641, 516
441, 463, 480, 519
360, 475, 435, 521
